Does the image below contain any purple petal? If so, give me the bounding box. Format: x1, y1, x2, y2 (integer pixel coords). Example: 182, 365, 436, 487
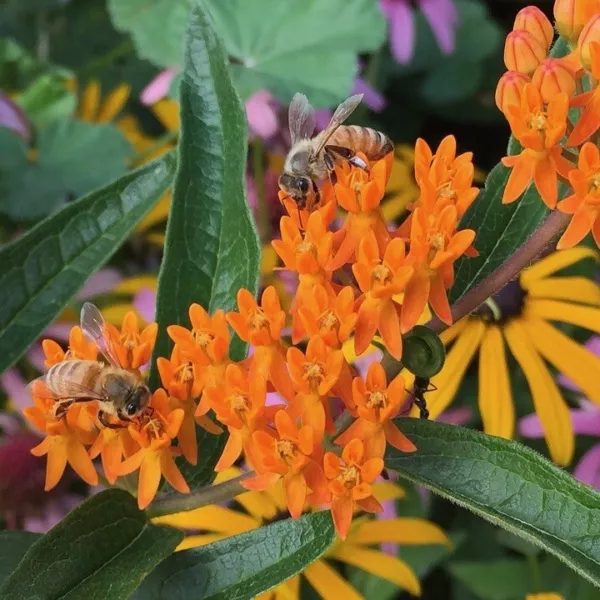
438, 407, 472, 426
585, 335, 600, 356
352, 78, 386, 112
0, 93, 31, 141
246, 90, 279, 139
518, 413, 544, 438
133, 288, 156, 323
352, 348, 384, 377
571, 409, 600, 436
574, 443, 600, 489
382, 0, 416, 64
0, 413, 20, 434
420, 0, 457, 55
26, 344, 47, 372
315, 109, 333, 132
140, 68, 178, 105
43, 324, 73, 341
0, 368, 31, 412
76, 268, 122, 300
246, 173, 257, 210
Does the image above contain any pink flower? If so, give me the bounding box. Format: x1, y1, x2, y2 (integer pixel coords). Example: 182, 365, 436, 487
140, 68, 178, 105
246, 90, 279, 139
380, 0, 458, 64
133, 288, 156, 323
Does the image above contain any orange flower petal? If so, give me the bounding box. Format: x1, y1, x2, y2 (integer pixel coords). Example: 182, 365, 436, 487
284, 473, 307, 519
331, 495, 353, 540
137, 453, 162, 510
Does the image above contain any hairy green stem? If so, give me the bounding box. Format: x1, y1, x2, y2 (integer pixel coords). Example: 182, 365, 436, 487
427, 210, 571, 334
146, 471, 255, 518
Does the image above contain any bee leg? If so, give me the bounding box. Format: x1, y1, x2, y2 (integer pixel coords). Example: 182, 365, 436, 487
98, 410, 126, 429
55, 401, 73, 419
325, 145, 369, 172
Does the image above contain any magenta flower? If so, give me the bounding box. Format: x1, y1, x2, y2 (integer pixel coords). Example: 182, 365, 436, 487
140, 68, 178, 105
380, 0, 458, 64
246, 90, 279, 139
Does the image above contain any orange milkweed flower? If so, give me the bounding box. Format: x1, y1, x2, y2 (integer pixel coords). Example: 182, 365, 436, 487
167, 304, 230, 364
278, 186, 337, 232
242, 410, 330, 518
502, 84, 572, 208
117, 389, 188, 509
495, 71, 530, 116
202, 363, 268, 471
554, 0, 600, 43
568, 42, 600, 147
335, 362, 416, 459
227, 286, 294, 401
329, 155, 392, 270
42, 326, 98, 368
24, 396, 98, 490
88, 427, 133, 484
557, 142, 600, 248
531, 58, 577, 103
287, 336, 345, 445
352, 232, 413, 359
403, 206, 475, 332
324, 438, 384, 540
106, 311, 158, 369
504, 30, 547, 76
513, 6, 554, 51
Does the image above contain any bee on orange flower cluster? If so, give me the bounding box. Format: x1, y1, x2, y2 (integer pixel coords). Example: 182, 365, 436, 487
496, 2, 600, 248
23, 93, 479, 539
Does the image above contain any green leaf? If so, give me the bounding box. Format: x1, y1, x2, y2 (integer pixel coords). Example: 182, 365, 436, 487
0, 119, 133, 220
149, 0, 260, 489
540, 555, 600, 600
0, 532, 40, 587
131, 511, 335, 600
385, 418, 600, 589
0, 152, 176, 375
15, 74, 76, 126
449, 163, 551, 303
0, 489, 183, 600
448, 559, 533, 600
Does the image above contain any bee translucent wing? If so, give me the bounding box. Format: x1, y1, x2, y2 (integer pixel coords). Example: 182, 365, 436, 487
29, 376, 104, 402
80, 302, 122, 367
314, 93, 364, 155
288, 93, 316, 144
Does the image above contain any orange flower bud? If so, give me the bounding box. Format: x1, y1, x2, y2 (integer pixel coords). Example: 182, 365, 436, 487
554, 0, 600, 44
531, 58, 577, 102
495, 71, 530, 114
578, 13, 600, 70
514, 6, 554, 50
504, 30, 547, 75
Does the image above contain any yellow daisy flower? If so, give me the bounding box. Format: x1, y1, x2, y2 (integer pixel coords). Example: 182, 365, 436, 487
416, 247, 600, 466
155, 469, 449, 600
526, 594, 564, 600
76, 79, 131, 124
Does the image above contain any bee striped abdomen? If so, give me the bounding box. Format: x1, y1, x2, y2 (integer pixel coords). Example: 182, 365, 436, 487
45, 360, 102, 397
329, 126, 393, 161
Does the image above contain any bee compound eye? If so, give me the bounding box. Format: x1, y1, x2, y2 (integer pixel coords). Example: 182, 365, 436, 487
298, 178, 310, 193
126, 402, 138, 416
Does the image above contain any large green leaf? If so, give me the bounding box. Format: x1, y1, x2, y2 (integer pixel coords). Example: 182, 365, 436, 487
0, 490, 183, 599
132, 511, 335, 600
0, 118, 132, 220
149, 0, 260, 490
0, 532, 40, 587
385, 419, 600, 588
108, 0, 385, 106
449, 163, 551, 302
0, 152, 176, 375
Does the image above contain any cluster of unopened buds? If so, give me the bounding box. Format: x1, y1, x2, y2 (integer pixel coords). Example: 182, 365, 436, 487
497, 1, 600, 248
23, 136, 480, 539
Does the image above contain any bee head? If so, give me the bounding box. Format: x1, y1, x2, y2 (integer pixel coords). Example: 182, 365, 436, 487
120, 385, 151, 420
278, 173, 311, 203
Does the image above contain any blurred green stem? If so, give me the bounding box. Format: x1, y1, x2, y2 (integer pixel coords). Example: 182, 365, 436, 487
527, 554, 542, 591
36, 13, 50, 61
76, 40, 134, 79
252, 136, 270, 242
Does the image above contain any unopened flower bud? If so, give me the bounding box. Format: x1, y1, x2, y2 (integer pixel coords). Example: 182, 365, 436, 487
495, 71, 530, 114
514, 6, 554, 50
504, 30, 547, 75
531, 58, 577, 102
578, 14, 600, 70
554, 0, 600, 44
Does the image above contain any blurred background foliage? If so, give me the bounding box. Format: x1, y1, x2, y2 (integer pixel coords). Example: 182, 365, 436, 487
1, 1, 597, 599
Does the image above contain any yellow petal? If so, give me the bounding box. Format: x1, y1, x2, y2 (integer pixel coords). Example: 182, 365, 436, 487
504, 320, 573, 466
113, 275, 158, 295
526, 276, 600, 305
329, 545, 421, 596
135, 193, 172, 233
147, 232, 166, 246
525, 299, 600, 335
439, 316, 468, 344
177, 533, 226, 551
371, 481, 405, 503
236, 489, 279, 522
97, 83, 131, 123
154, 505, 260, 533
478, 325, 514, 439
526, 594, 565, 600
522, 318, 600, 405
102, 304, 136, 325
412, 319, 485, 419
342, 338, 381, 364
382, 191, 413, 222
262, 576, 301, 600
348, 518, 449, 546
520, 248, 598, 288
303, 559, 363, 600
79, 80, 100, 121
152, 98, 180, 132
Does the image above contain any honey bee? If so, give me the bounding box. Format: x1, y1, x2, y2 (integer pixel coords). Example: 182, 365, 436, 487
31, 302, 150, 428
279, 93, 393, 211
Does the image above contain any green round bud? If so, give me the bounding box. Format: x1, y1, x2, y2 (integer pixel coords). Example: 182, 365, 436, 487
402, 326, 446, 379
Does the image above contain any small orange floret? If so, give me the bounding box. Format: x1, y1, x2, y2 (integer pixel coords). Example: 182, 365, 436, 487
514, 6, 554, 51
323, 439, 384, 540
118, 389, 189, 509
106, 311, 157, 369
504, 30, 547, 76
578, 13, 600, 70
495, 71, 530, 115
554, 0, 600, 43
531, 58, 577, 103
557, 142, 600, 249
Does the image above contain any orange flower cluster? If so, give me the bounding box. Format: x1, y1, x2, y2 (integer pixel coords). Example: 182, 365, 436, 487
496, 2, 600, 248
24, 140, 479, 539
